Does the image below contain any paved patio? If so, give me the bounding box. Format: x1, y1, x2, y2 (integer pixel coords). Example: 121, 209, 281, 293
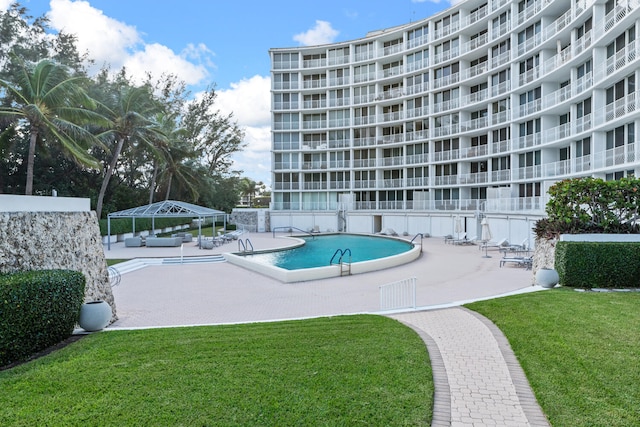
106, 233, 539, 328
105, 232, 550, 426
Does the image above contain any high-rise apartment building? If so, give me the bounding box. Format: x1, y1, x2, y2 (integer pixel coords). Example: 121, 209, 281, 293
268, 0, 639, 240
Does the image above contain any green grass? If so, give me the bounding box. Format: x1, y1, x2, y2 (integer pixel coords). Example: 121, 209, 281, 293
106, 259, 128, 266
0, 315, 433, 426
467, 289, 640, 427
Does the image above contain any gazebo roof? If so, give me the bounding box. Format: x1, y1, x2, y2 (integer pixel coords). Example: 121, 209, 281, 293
108, 200, 224, 218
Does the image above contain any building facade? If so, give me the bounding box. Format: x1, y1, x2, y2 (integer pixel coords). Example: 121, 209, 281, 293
269, 0, 640, 241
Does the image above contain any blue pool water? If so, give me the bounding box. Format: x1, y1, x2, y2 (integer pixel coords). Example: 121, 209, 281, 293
242, 234, 413, 270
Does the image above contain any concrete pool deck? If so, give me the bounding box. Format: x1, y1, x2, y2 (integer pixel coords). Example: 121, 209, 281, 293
105, 232, 540, 328
105, 232, 550, 426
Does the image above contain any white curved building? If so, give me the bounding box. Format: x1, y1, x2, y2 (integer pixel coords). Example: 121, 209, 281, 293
269, 0, 639, 241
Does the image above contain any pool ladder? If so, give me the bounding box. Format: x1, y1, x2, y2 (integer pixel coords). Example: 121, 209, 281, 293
238, 238, 254, 253
330, 248, 352, 276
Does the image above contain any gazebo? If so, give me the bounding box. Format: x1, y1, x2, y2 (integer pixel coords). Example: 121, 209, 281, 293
106, 200, 226, 250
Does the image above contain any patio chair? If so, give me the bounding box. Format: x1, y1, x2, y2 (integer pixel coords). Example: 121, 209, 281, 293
479, 238, 508, 251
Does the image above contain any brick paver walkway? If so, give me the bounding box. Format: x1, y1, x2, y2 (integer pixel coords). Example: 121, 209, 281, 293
391, 308, 550, 427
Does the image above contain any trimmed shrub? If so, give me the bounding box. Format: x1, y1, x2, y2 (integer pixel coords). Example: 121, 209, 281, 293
98, 217, 196, 236
0, 270, 85, 367
555, 241, 640, 289
536, 177, 640, 239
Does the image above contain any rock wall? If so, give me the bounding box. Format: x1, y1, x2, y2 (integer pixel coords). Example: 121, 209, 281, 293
532, 236, 558, 278
0, 211, 116, 321
230, 209, 270, 232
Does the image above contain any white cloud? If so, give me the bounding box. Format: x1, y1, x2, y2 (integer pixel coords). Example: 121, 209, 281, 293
215, 75, 272, 185
46, 0, 211, 85
216, 75, 271, 127
231, 126, 272, 185
124, 43, 209, 86
293, 20, 339, 46
0, 0, 13, 10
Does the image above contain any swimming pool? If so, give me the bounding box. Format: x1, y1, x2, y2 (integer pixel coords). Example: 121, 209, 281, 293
224, 233, 422, 283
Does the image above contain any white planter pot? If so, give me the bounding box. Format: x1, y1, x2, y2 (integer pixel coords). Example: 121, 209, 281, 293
79, 301, 112, 332
536, 268, 560, 288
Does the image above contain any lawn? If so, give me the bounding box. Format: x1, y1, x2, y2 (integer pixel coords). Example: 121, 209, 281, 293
0, 315, 433, 426
467, 289, 640, 427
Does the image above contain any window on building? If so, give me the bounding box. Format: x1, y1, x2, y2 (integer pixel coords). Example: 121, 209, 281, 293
273, 52, 299, 69
519, 87, 541, 105
519, 182, 541, 197
519, 54, 539, 75
491, 40, 510, 57
606, 75, 635, 104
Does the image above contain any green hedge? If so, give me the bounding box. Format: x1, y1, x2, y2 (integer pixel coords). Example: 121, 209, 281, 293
98, 217, 201, 236
0, 270, 86, 367
555, 241, 640, 289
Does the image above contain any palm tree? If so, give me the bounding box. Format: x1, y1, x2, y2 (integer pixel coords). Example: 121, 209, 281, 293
94, 84, 165, 217
0, 59, 105, 195
149, 112, 199, 203
239, 178, 264, 208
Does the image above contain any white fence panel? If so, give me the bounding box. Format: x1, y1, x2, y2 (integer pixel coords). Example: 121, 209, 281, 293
379, 277, 416, 311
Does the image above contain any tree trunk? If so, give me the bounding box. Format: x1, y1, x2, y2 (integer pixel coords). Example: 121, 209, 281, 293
25, 129, 38, 195
164, 174, 173, 200
96, 136, 126, 218
148, 159, 158, 205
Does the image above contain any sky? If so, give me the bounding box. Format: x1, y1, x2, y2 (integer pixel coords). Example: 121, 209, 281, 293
7, 0, 456, 187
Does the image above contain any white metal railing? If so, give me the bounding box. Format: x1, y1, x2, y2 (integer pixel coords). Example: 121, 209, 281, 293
491, 50, 511, 69
433, 149, 459, 162
303, 58, 326, 68
353, 136, 376, 147
459, 172, 488, 184
433, 72, 460, 89
407, 176, 429, 186
302, 79, 327, 89
405, 130, 429, 142
407, 34, 429, 49
461, 145, 488, 158
379, 277, 416, 311
433, 98, 460, 113
464, 89, 489, 105
303, 100, 326, 109
328, 76, 350, 86
406, 153, 429, 164
490, 20, 511, 40
491, 169, 511, 182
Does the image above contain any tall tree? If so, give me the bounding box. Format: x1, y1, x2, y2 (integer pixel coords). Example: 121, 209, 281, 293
239, 177, 264, 208
181, 87, 245, 176
148, 112, 199, 203
0, 59, 105, 194
93, 78, 165, 217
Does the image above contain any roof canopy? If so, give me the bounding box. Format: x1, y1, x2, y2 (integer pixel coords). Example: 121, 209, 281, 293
108, 200, 225, 218
106, 200, 226, 250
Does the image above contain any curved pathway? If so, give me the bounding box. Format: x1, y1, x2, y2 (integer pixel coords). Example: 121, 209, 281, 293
391, 308, 550, 427
106, 234, 550, 425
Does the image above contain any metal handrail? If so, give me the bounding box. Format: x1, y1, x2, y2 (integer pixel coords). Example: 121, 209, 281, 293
330, 248, 352, 265
238, 238, 254, 253
272, 226, 316, 239
410, 233, 424, 243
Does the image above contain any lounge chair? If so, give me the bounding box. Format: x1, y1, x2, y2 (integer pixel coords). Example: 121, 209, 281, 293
500, 255, 533, 269
479, 238, 508, 251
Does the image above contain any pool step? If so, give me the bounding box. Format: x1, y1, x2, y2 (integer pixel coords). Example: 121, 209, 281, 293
340, 262, 351, 276
110, 255, 226, 276
162, 255, 226, 265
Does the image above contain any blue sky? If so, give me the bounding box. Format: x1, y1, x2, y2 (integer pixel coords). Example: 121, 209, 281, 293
11, 0, 454, 185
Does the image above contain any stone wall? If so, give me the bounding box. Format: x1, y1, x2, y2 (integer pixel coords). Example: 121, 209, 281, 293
0, 211, 116, 321
230, 209, 270, 232
532, 237, 558, 278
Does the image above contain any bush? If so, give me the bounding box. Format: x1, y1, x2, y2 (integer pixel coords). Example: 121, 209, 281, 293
98, 217, 195, 236
555, 241, 640, 289
0, 270, 85, 367
535, 177, 640, 238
